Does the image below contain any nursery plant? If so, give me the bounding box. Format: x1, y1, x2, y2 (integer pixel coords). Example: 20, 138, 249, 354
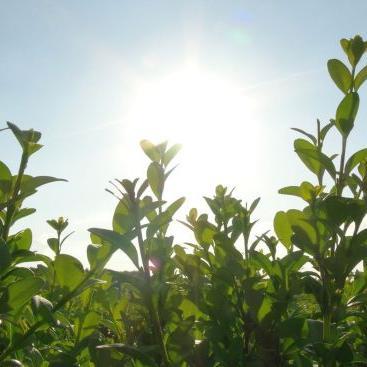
0, 35, 367, 366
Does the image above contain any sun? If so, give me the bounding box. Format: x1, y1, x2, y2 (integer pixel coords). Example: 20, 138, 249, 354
127, 65, 260, 143
123, 64, 264, 199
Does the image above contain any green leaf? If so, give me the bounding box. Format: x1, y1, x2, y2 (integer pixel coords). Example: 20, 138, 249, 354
147, 162, 164, 199
279, 186, 301, 197
281, 250, 308, 273
54, 254, 84, 291
9, 228, 32, 252
294, 139, 320, 175
335, 92, 359, 137
97, 344, 159, 366
257, 296, 272, 322
166, 197, 185, 217
163, 144, 182, 166
355, 65, 367, 91
249, 197, 261, 213
341, 35, 366, 67
327, 59, 352, 94
321, 196, 364, 227
112, 198, 135, 234
87, 242, 115, 271
250, 251, 273, 275
0, 277, 44, 315
20, 175, 67, 194
291, 226, 317, 255
0, 160, 12, 199
279, 182, 322, 202
345, 148, 367, 175
274, 211, 293, 249
0, 240, 12, 271
194, 219, 216, 246
179, 298, 203, 319
31, 295, 54, 323
280, 318, 307, 339
295, 140, 336, 179
7, 122, 43, 156
88, 228, 139, 269
291, 128, 317, 145
47, 238, 59, 254
7, 122, 30, 148
11, 208, 36, 224
76, 311, 100, 342
140, 140, 160, 162
146, 197, 185, 237
320, 120, 334, 141
1, 360, 23, 366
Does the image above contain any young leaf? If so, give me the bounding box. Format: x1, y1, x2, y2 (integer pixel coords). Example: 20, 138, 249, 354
355, 65, 367, 91
140, 140, 160, 162
291, 128, 317, 145
320, 120, 334, 141
163, 144, 182, 167
7, 122, 43, 156
249, 197, 261, 213
340, 35, 366, 67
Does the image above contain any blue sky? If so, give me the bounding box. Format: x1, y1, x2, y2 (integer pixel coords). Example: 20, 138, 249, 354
1, 1, 366, 269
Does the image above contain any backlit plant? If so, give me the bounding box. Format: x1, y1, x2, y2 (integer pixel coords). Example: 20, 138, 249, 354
0, 35, 366, 366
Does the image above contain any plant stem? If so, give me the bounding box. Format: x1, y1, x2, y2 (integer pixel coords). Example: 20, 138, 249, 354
2, 152, 28, 241
337, 136, 347, 196
134, 204, 170, 367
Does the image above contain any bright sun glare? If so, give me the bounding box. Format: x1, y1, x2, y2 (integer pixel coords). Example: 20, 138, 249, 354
123, 64, 264, 197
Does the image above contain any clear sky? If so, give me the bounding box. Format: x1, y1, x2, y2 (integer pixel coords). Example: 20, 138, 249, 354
1, 1, 366, 270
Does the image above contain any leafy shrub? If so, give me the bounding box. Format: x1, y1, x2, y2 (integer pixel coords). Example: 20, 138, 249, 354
0, 35, 367, 367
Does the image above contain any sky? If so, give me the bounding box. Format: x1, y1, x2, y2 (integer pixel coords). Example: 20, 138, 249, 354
1, 0, 367, 270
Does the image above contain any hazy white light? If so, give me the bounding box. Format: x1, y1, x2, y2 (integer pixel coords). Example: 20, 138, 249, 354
122, 64, 264, 201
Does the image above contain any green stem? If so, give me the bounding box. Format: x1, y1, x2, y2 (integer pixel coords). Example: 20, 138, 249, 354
337, 136, 347, 196
134, 204, 170, 367
323, 312, 331, 341
2, 152, 28, 241
319, 263, 332, 344
243, 232, 249, 261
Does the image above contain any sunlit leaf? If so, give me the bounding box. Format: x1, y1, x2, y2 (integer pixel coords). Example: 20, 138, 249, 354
335, 92, 359, 137
327, 59, 352, 94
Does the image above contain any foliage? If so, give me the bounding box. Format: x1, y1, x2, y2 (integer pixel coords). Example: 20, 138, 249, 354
0, 35, 367, 366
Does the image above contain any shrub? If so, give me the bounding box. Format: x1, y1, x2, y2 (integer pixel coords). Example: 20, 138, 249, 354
0, 35, 367, 367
